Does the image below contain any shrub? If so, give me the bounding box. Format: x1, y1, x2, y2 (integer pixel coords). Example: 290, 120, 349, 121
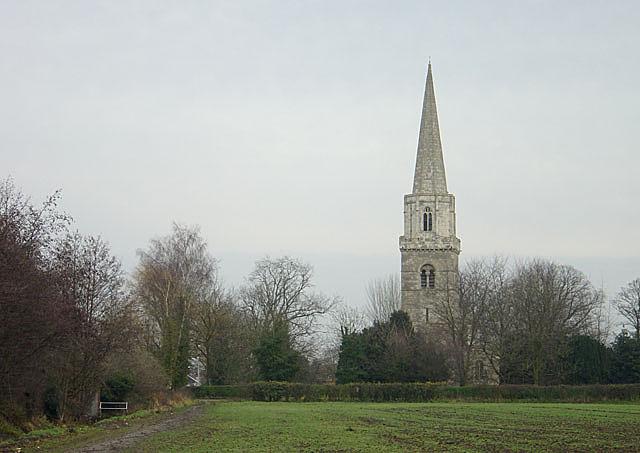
150, 389, 193, 410
191, 385, 250, 399
101, 373, 136, 402
102, 348, 169, 408
41, 388, 59, 420
251, 382, 289, 402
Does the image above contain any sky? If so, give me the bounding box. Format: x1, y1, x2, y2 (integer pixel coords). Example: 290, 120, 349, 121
1, 1, 639, 327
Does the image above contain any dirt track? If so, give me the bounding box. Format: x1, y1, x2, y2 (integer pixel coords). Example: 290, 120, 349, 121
71, 403, 207, 452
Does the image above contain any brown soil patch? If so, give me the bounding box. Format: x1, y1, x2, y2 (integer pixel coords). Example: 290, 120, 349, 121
70, 403, 207, 453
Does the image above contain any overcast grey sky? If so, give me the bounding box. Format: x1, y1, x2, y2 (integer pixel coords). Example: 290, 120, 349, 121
2, 1, 638, 320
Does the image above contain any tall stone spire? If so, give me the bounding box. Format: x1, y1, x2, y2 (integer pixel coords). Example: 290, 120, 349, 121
400, 62, 460, 350
412, 62, 448, 194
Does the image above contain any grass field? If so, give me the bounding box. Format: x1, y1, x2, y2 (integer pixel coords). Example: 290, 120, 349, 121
9, 401, 640, 452
134, 401, 640, 452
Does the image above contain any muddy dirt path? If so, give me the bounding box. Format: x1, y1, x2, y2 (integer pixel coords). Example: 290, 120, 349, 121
71, 403, 207, 452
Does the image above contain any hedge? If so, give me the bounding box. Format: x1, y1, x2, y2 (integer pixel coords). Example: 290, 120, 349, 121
189, 382, 640, 403
190, 385, 250, 399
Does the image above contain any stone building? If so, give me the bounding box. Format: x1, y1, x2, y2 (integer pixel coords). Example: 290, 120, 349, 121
399, 64, 497, 384
399, 62, 461, 335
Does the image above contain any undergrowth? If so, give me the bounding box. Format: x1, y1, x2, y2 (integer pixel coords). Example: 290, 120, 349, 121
0, 389, 194, 445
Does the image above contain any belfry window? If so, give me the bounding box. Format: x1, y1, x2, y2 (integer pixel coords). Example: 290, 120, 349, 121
422, 209, 433, 231
420, 265, 435, 289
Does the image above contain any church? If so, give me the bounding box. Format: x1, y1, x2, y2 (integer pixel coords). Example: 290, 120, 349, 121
399, 62, 461, 332
399, 64, 496, 384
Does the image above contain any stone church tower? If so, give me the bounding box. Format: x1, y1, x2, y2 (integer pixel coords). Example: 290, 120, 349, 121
400, 63, 461, 331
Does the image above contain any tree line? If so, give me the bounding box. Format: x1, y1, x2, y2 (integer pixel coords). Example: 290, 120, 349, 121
1, 179, 137, 421
335, 261, 640, 386
2, 177, 640, 424
0, 178, 336, 422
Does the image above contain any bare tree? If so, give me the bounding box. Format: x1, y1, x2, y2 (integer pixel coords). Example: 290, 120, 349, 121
478, 258, 513, 382
54, 232, 126, 325
332, 305, 367, 337
614, 278, 640, 339
432, 257, 506, 385
508, 260, 603, 385
240, 257, 337, 342
326, 304, 367, 366
588, 286, 612, 344
133, 223, 218, 388
1, 178, 134, 420
364, 274, 401, 324
0, 179, 76, 417
0, 177, 71, 256
50, 232, 132, 419
192, 282, 253, 384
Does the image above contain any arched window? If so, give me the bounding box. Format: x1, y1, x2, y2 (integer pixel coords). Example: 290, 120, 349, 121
422, 209, 433, 231
420, 265, 435, 289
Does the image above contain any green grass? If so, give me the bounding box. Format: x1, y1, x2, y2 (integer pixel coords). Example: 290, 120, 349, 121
8, 402, 640, 452
135, 401, 640, 452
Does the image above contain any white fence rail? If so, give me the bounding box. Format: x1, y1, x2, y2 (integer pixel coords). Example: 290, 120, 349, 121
99, 401, 128, 416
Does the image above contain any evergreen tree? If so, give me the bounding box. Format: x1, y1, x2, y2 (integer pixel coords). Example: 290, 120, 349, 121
253, 323, 301, 381
335, 310, 448, 383
563, 335, 610, 385
609, 331, 640, 384
335, 332, 368, 384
